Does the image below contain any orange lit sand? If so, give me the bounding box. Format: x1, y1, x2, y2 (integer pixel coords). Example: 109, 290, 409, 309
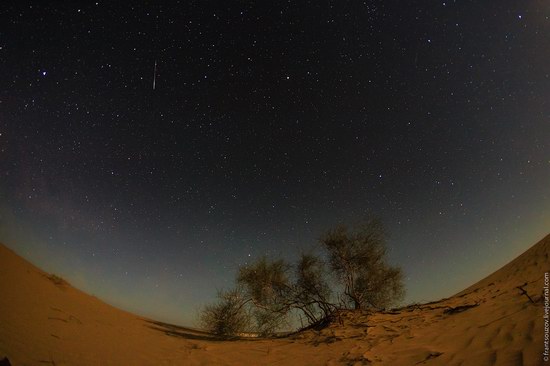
1, 234, 548, 365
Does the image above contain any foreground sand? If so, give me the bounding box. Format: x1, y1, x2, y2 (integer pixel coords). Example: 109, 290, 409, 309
1, 235, 548, 365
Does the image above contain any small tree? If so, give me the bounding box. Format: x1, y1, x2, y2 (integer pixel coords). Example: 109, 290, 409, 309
252, 308, 289, 337
199, 287, 250, 337
320, 218, 405, 310
236, 254, 334, 332
294, 254, 334, 322
198, 218, 405, 336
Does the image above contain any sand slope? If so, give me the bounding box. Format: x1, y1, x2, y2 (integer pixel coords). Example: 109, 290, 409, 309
1, 235, 548, 365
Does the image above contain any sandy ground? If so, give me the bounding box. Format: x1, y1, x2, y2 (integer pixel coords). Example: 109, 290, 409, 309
1, 234, 548, 365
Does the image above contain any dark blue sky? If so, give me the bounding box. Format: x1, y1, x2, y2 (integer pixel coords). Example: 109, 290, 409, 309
1, 1, 548, 325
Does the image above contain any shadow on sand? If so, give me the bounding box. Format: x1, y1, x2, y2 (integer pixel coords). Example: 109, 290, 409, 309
144, 320, 222, 341
144, 319, 297, 342
144, 320, 263, 341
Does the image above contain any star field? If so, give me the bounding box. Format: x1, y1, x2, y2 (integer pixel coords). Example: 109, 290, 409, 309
0, 1, 548, 325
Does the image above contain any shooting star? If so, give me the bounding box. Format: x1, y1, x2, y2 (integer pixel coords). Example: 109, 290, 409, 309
152, 60, 157, 90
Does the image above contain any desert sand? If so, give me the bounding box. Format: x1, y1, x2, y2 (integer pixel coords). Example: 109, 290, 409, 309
1, 234, 548, 365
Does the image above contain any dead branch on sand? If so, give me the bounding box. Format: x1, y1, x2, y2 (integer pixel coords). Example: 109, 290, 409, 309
443, 303, 479, 314
516, 283, 535, 303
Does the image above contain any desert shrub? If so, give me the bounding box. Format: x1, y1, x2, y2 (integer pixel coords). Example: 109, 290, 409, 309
252, 308, 288, 337
198, 218, 405, 335
199, 288, 250, 337
47, 274, 67, 286
236, 254, 334, 328
320, 218, 405, 309
237, 257, 292, 311
294, 253, 334, 321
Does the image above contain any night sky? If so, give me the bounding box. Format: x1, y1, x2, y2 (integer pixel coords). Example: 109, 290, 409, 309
1, 1, 549, 325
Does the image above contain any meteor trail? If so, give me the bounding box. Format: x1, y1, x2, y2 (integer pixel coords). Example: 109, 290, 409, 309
152, 60, 157, 90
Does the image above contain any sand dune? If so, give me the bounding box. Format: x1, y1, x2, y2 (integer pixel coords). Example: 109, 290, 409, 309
1, 235, 548, 365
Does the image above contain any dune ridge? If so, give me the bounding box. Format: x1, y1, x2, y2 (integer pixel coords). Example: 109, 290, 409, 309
1, 234, 548, 365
